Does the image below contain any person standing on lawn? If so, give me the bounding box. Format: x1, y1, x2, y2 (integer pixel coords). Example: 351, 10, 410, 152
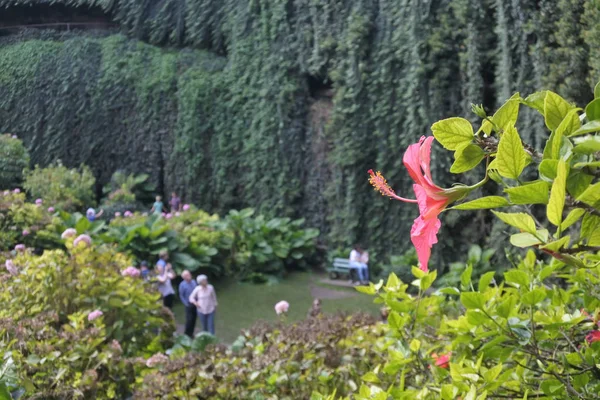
156, 251, 176, 309
189, 274, 218, 335
179, 270, 197, 337
169, 192, 182, 212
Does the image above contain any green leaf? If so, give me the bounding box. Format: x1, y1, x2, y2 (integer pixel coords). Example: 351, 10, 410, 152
497, 296, 517, 319
509, 230, 549, 248
461, 264, 473, 287
576, 182, 600, 208
543, 109, 580, 159
452, 196, 509, 210
585, 98, 600, 121
496, 126, 528, 179
570, 120, 600, 136
450, 144, 485, 173
581, 214, 600, 246
561, 209, 585, 231
461, 292, 486, 309
478, 271, 496, 292
547, 160, 567, 226
467, 309, 489, 325
540, 236, 570, 252
409, 339, 421, 352
522, 288, 546, 305
504, 181, 549, 205
539, 159, 558, 181
544, 91, 573, 131
411, 266, 426, 279
567, 172, 594, 198
504, 270, 530, 287
523, 90, 547, 114
483, 94, 520, 133
420, 270, 437, 291
574, 161, 600, 168
0, 384, 11, 400
595, 82, 600, 99
386, 272, 400, 290
573, 138, 600, 154
431, 117, 474, 150
492, 211, 537, 234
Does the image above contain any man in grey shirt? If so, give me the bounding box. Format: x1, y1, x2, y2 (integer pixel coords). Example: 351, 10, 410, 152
179, 270, 197, 337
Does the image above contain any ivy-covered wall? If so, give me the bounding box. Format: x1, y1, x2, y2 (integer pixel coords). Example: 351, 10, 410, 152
0, 0, 598, 266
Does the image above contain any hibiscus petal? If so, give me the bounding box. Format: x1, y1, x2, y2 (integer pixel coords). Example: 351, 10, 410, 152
419, 136, 435, 182
413, 184, 448, 219
410, 215, 441, 272
403, 137, 425, 184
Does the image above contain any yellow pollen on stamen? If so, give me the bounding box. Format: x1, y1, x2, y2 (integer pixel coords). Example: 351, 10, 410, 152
368, 171, 397, 198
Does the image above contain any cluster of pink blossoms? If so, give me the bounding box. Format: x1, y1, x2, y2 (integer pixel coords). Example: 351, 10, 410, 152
14, 244, 25, 252
145, 353, 169, 368
5, 260, 17, 275
274, 300, 289, 315
121, 266, 141, 278
73, 234, 92, 248
87, 310, 103, 321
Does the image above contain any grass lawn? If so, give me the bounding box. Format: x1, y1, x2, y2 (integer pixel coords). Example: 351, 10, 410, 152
172, 272, 380, 343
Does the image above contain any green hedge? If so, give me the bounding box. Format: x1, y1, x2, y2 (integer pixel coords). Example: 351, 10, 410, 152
0, 0, 599, 265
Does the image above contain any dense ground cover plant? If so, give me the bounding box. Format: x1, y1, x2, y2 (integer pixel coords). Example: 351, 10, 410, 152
23, 161, 95, 211
0, 134, 29, 190
134, 313, 383, 399
336, 86, 600, 398
0, 239, 175, 398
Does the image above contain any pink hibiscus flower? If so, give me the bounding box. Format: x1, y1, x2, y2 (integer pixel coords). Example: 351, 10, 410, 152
586, 331, 600, 344
432, 352, 451, 368
369, 136, 470, 272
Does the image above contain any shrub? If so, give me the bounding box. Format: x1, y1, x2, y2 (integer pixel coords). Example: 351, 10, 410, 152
0, 134, 29, 190
0, 242, 174, 398
23, 161, 96, 211
134, 313, 382, 399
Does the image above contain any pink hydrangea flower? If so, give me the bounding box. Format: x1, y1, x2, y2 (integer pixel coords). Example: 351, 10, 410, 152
114, 212, 122, 217
182, 204, 190, 211
47, 207, 55, 213
3, 190, 9, 196
121, 266, 141, 278
22, 229, 29, 236
14, 244, 25, 252
124, 211, 133, 217
175, 212, 181, 217
161, 212, 166, 217
87, 310, 103, 321
61, 228, 77, 239
274, 300, 290, 315
13, 188, 20, 194
165, 213, 172, 219
35, 198, 43, 206
368, 137, 469, 272
5, 260, 17, 275
145, 353, 169, 368
73, 234, 92, 248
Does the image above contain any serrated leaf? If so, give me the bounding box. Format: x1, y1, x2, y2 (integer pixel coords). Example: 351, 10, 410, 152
452, 196, 509, 210
539, 159, 558, 181
567, 172, 594, 198
576, 182, 600, 208
547, 160, 567, 226
570, 120, 600, 136
561, 209, 585, 231
431, 117, 474, 150
461, 292, 486, 309
510, 230, 549, 247
504, 181, 549, 205
492, 211, 537, 234
504, 270, 530, 287
496, 126, 528, 179
450, 144, 485, 173
522, 288, 546, 305
573, 138, 600, 154
540, 236, 570, 252
523, 90, 547, 114
544, 91, 574, 131
483, 94, 520, 133
585, 98, 600, 121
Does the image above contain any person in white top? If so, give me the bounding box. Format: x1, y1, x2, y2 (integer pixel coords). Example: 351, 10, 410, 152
349, 244, 369, 285
189, 274, 218, 335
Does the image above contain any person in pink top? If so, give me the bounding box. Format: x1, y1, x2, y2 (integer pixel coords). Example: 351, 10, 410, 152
189, 274, 218, 335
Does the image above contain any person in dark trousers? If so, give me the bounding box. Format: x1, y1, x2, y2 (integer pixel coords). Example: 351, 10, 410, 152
179, 270, 197, 337
156, 251, 175, 309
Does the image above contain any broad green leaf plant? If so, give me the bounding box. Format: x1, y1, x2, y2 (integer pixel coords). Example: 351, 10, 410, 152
322, 84, 600, 399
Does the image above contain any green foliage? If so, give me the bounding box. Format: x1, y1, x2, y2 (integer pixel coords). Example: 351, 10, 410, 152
0, 134, 29, 190
436, 245, 497, 289
23, 161, 95, 211
102, 170, 155, 206
0, 244, 174, 398
134, 313, 382, 399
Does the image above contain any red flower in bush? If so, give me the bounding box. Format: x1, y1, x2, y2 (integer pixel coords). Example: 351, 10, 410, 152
432, 352, 451, 368
586, 330, 600, 344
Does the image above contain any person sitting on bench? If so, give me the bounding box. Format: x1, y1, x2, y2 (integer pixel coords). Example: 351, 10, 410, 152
349, 244, 369, 285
